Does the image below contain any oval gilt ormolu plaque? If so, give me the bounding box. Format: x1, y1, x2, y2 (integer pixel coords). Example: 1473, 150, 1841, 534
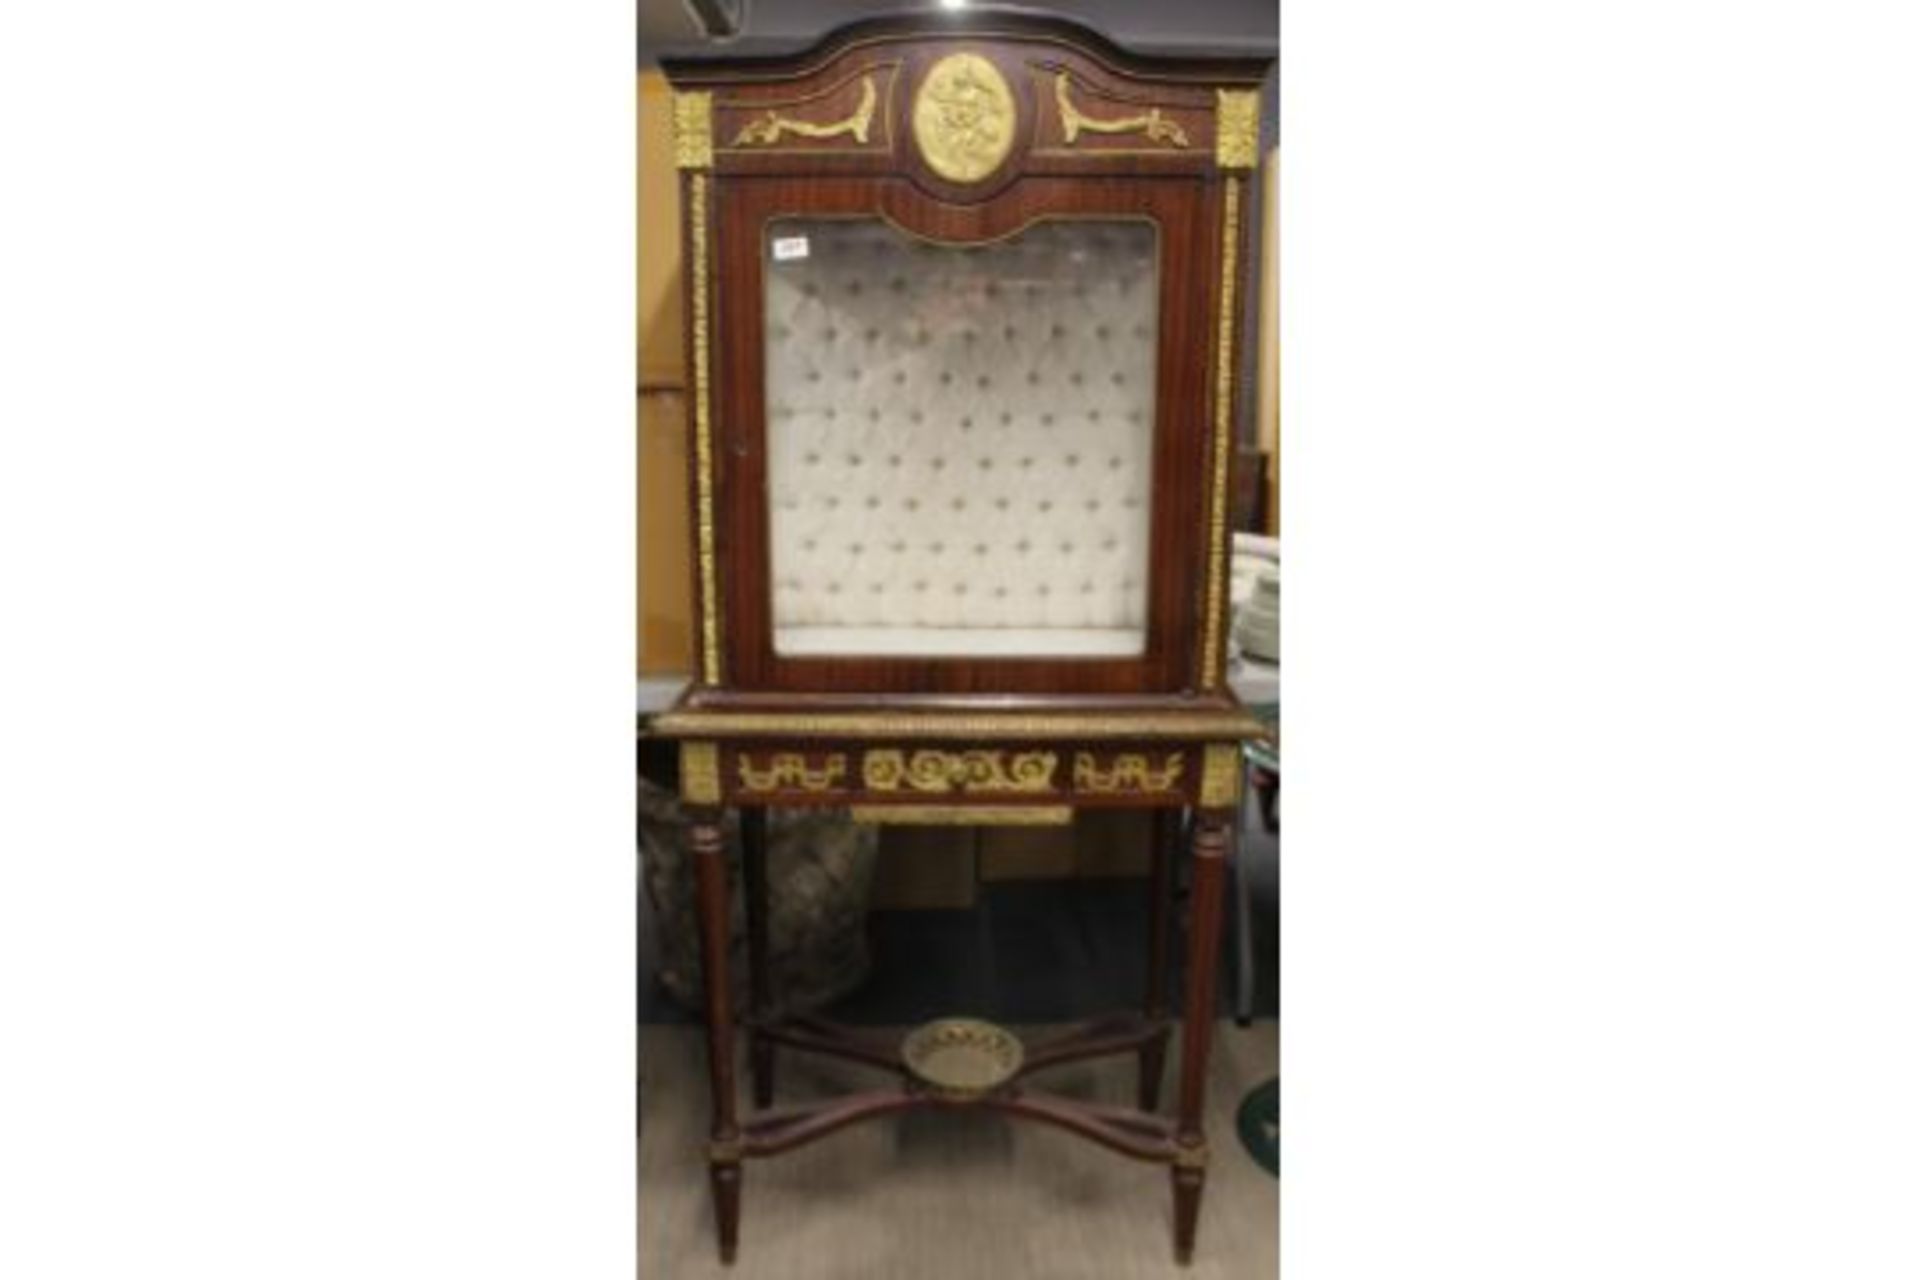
911, 52, 1016, 183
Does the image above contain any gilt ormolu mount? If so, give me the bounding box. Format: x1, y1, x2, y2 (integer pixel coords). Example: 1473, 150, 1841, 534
653, 10, 1270, 1264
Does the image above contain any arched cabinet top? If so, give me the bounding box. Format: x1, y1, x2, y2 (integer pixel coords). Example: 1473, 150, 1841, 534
661, 10, 1270, 192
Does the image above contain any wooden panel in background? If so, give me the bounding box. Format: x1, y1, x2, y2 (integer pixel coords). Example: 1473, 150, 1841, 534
1073, 810, 1154, 879
638, 70, 685, 388
639, 388, 694, 675
979, 812, 1153, 881
869, 827, 978, 910
979, 826, 1077, 882
639, 71, 692, 677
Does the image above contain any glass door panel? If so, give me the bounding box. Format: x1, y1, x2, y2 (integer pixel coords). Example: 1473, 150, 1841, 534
762, 217, 1160, 657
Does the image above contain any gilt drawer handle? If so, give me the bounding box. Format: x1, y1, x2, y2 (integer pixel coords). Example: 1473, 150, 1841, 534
1055, 73, 1188, 147
732, 75, 878, 147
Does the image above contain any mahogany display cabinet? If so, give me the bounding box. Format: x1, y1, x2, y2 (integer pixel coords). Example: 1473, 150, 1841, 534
652, 10, 1270, 1265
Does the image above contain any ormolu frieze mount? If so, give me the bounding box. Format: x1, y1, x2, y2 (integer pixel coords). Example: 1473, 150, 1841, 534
1053, 72, 1189, 147
731, 74, 879, 147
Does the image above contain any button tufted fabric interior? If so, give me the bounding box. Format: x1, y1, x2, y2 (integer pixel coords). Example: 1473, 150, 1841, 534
764, 218, 1159, 657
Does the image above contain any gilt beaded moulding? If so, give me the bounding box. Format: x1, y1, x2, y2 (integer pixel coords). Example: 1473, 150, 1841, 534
849, 805, 1072, 826
649, 710, 1265, 742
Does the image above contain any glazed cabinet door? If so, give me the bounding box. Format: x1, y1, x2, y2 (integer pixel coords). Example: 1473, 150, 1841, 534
713, 174, 1225, 696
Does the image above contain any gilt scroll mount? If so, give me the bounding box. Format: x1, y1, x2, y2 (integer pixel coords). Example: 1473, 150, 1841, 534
1053, 73, 1189, 148
731, 74, 879, 147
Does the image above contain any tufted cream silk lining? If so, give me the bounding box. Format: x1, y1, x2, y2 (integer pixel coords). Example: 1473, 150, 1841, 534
764, 219, 1158, 657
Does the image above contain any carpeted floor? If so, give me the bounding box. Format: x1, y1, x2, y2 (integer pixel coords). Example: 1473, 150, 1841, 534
639, 1022, 1278, 1279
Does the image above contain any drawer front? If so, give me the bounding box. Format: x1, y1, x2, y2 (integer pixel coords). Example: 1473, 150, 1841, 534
689, 742, 1210, 811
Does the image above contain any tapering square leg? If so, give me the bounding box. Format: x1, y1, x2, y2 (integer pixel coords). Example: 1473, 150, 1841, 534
1139, 807, 1181, 1112
1171, 811, 1232, 1265
740, 807, 775, 1109
690, 812, 742, 1264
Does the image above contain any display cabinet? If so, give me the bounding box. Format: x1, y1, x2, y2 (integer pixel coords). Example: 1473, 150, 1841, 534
653, 10, 1269, 1264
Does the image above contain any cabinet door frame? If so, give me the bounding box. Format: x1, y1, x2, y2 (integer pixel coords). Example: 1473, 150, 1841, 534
709, 172, 1230, 696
